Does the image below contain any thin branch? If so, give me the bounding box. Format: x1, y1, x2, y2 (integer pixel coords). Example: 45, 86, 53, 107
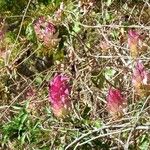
65, 124, 149, 149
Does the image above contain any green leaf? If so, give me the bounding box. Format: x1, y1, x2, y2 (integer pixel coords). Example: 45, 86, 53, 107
91, 70, 105, 89
139, 134, 150, 150
107, 0, 112, 6
104, 67, 116, 80
20, 114, 28, 125
26, 23, 36, 42
20, 133, 26, 145
73, 22, 81, 33
12, 105, 22, 110
139, 140, 149, 150
105, 11, 111, 21
35, 76, 43, 85
81, 106, 91, 119
53, 50, 64, 61
93, 120, 102, 129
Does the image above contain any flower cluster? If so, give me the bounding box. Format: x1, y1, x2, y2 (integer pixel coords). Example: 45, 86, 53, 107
132, 60, 150, 96
132, 60, 147, 87
34, 16, 60, 48
48, 74, 71, 118
128, 29, 140, 58
47, 29, 150, 119
128, 30, 150, 95
107, 88, 125, 118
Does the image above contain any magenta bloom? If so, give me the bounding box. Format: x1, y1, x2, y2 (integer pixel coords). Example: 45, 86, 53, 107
49, 74, 71, 118
128, 29, 140, 58
132, 60, 149, 95
33, 16, 60, 48
107, 88, 125, 117
128, 30, 140, 46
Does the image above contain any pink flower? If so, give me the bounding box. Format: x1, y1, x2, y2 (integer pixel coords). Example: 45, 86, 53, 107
128, 30, 140, 46
33, 16, 60, 48
48, 74, 71, 118
132, 60, 150, 95
107, 88, 125, 118
128, 29, 140, 58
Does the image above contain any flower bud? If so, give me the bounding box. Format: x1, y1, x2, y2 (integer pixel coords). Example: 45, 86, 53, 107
33, 16, 60, 48
107, 88, 125, 118
132, 60, 149, 95
48, 74, 71, 118
128, 29, 140, 58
